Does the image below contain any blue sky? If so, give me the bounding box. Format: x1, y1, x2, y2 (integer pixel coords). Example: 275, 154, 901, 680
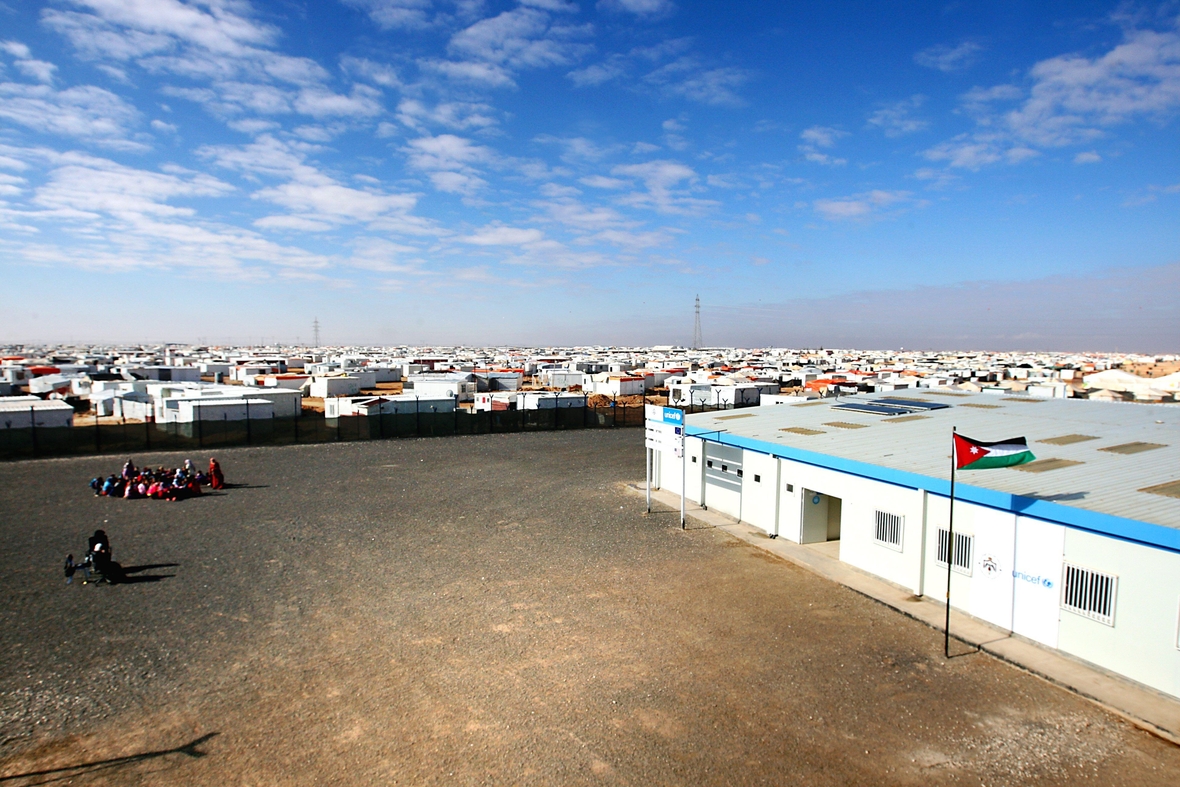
1, 0, 1178, 350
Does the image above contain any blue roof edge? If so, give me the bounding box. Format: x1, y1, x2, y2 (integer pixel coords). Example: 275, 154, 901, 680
684, 425, 1180, 555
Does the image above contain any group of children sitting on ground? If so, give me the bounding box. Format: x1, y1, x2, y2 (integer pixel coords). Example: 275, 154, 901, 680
90, 457, 226, 501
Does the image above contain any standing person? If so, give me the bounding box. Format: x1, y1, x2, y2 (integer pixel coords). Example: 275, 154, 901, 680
209, 458, 225, 490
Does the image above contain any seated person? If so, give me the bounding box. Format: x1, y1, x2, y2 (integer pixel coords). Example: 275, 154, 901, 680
86, 529, 123, 582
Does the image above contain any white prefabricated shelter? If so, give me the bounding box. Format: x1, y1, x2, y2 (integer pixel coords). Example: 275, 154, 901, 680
650, 392, 1180, 701
538, 370, 586, 389
162, 397, 274, 423
518, 391, 587, 409
310, 376, 361, 398
0, 398, 75, 429
324, 394, 456, 418
410, 379, 476, 402
473, 392, 517, 411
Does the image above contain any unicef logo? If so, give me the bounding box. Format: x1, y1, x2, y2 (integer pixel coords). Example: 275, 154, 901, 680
1012, 569, 1053, 589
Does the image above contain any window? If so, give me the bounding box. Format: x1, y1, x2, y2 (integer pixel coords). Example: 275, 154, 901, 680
785, 483, 794, 493
721, 464, 728, 472
692, 456, 697, 463
707, 460, 713, 468
874, 511, 903, 551
936, 528, 973, 575
736, 469, 743, 477
1062, 564, 1117, 626
754, 474, 761, 483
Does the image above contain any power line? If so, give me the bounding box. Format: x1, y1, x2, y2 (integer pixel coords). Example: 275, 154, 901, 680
692, 294, 703, 350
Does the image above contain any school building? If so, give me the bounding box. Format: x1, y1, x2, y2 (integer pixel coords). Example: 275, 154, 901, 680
650, 391, 1180, 700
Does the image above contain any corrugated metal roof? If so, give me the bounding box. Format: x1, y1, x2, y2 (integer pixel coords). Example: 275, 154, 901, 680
684, 392, 1180, 529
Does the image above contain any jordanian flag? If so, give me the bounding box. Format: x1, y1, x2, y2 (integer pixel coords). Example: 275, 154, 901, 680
954, 433, 1035, 470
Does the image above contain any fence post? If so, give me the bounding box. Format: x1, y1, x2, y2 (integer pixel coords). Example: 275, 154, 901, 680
94, 411, 100, 454
145, 416, 150, 451
245, 399, 251, 445
30, 406, 38, 458
197, 401, 203, 448
415, 396, 420, 437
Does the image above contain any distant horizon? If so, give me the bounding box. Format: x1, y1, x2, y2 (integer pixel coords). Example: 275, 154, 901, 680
1, 2, 1178, 351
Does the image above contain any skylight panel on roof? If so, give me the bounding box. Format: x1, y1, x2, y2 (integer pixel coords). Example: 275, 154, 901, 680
883, 415, 929, 423
1099, 442, 1167, 455
1014, 458, 1084, 473
781, 427, 825, 435
961, 403, 1000, 409
875, 397, 950, 411
1038, 434, 1099, 446
714, 413, 756, 420
1139, 480, 1180, 499
832, 402, 910, 416
824, 421, 869, 429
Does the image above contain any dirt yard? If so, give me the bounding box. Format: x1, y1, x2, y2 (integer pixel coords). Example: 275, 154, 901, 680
1, 430, 1178, 785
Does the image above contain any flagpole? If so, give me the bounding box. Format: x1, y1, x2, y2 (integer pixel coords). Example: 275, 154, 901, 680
945, 426, 957, 658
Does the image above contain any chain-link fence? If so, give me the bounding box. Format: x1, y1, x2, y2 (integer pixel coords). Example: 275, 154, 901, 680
0, 402, 650, 461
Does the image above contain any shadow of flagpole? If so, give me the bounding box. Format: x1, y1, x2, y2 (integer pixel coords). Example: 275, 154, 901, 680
0, 733, 219, 785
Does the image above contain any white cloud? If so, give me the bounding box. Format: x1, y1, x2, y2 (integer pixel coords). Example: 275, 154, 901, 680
520, 0, 580, 12
926, 22, 1180, 170
813, 190, 922, 221
43, 1, 380, 125
914, 41, 983, 72
800, 126, 844, 148
402, 133, 496, 195
867, 95, 928, 137
611, 159, 716, 215
566, 56, 627, 86
599, 0, 675, 16
798, 126, 847, 166
460, 224, 545, 245
0, 82, 144, 150
1074, 150, 1102, 164
449, 7, 592, 68
396, 98, 497, 131
15, 59, 58, 84
340, 56, 401, 89
579, 175, 627, 189
201, 134, 432, 234
420, 57, 515, 87
645, 57, 747, 106
342, 0, 436, 31
294, 84, 384, 118
151, 119, 178, 133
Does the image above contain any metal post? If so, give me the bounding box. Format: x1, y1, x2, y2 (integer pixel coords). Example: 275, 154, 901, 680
197, 401, 203, 448
645, 446, 651, 513
30, 406, 38, 458
94, 409, 100, 454
245, 398, 251, 445
945, 426, 957, 658
415, 395, 420, 437
680, 429, 687, 529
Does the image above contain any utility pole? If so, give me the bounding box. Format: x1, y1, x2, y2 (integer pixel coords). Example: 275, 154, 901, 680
312, 317, 321, 348
692, 295, 703, 350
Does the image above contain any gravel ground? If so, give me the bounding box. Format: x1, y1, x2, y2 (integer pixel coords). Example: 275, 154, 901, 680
1, 430, 1178, 786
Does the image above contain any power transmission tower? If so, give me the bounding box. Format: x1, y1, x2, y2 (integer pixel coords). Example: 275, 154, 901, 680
312, 317, 321, 348
692, 295, 703, 350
